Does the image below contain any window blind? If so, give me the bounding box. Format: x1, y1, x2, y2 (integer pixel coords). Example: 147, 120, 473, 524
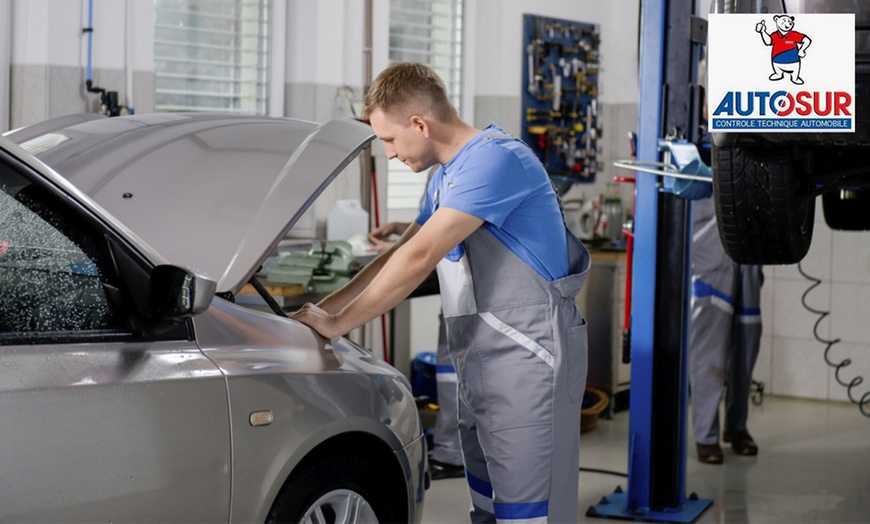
154, 0, 270, 114
386, 0, 464, 221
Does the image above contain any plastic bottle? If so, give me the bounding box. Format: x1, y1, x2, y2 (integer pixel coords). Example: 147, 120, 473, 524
327, 199, 369, 241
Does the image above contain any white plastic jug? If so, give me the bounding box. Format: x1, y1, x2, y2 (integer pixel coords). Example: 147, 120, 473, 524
327, 199, 369, 242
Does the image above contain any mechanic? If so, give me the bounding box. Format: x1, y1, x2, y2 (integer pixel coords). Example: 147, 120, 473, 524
292, 61, 591, 523
689, 196, 762, 464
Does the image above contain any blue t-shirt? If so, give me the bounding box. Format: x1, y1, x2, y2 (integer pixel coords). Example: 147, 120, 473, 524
415, 124, 569, 281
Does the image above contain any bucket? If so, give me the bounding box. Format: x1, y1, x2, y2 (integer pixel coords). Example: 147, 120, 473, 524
580, 387, 609, 433
411, 352, 438, 400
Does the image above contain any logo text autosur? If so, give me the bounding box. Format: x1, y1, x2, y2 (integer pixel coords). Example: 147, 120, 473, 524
713, 90, 852, 117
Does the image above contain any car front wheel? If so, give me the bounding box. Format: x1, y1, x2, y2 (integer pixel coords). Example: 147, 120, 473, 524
296, 488, 379, 523
267, 452, 403, 524
712, 144, 815, 265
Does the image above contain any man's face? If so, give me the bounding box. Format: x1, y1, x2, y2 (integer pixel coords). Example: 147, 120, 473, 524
369, 108, 437, 173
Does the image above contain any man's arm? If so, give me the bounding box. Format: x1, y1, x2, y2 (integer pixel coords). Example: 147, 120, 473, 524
291, 208, 483, 338
316, 222, 420, 314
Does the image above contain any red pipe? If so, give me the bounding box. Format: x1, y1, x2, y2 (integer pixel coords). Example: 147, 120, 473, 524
616, 175, 636, 363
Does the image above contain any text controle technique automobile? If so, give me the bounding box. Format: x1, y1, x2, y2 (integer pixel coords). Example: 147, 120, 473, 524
0, 113, 426, 523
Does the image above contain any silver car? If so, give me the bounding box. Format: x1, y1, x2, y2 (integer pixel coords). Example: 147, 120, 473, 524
0, 113, 427, 523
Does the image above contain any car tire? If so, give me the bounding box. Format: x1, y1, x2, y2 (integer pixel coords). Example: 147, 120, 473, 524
822, 189, 870, 230
712, 144, 815, 264
266, 452, 403, 524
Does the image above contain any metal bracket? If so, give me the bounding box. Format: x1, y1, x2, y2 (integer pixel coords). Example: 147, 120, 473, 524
612, 160, 711, 182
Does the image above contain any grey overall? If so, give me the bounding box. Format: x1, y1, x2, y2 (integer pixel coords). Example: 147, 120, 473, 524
689, 197, 762, 445
436, 225, 590, 523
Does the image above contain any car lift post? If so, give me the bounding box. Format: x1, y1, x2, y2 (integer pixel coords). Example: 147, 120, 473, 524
588, 0, 712, 521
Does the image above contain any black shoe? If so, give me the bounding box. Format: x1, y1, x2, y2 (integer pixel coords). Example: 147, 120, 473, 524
429, 459, 465, 480
724, 430, 758, 456
696, 442, 724, 465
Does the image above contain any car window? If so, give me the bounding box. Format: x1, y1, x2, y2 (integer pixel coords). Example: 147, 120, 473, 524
0, 162, 127, 337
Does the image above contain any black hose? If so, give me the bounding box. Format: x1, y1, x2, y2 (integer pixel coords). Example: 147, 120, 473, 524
797, 262, 870, 418
579, 467, 628, 478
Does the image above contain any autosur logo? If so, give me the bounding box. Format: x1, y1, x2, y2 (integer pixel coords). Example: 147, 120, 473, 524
708, 13, 855, 132
759, 15, 810, 85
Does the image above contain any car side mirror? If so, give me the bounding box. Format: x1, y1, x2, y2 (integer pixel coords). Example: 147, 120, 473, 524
148, 265, 216, 320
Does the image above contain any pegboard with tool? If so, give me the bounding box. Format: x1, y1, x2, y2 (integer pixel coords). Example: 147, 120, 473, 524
521, 14, 601, 188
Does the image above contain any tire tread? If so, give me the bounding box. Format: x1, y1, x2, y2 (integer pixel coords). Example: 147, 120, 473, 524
713, 145, 814, 264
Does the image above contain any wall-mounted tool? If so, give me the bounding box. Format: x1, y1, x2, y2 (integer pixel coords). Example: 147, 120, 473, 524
522, 14, 600, 188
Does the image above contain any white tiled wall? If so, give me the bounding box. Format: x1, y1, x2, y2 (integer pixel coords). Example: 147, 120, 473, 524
771, 337, 830, 399
762, 199, 870, 405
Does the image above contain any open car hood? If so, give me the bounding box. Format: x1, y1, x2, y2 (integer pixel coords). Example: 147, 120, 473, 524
5, 113, 374, 294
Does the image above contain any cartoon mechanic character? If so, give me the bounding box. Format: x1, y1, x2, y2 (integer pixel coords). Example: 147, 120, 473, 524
757, 15, 812, 85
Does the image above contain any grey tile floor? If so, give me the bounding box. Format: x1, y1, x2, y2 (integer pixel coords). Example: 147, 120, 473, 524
421, 396, 870, 523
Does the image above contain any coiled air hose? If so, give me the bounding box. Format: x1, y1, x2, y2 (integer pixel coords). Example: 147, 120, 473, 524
798, 262, 870, 418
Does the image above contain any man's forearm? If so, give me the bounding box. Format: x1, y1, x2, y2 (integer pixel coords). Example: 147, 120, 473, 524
332, 244, 436, 334
318, 223, 420, 314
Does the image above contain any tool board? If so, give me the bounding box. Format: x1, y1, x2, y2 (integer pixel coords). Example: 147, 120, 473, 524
521, 14, 601, 186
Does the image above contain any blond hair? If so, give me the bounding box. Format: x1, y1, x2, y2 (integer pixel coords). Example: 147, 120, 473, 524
362, 62, 456, 123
